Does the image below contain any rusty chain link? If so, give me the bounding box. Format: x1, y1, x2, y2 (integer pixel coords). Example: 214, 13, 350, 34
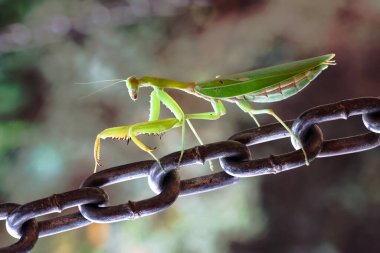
1, 97, 380, 252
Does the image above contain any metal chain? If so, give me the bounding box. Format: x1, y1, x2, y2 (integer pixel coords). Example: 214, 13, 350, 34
1, 97, 379, 253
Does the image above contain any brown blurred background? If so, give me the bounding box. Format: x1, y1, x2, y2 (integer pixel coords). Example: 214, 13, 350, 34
0, 0, 379, 252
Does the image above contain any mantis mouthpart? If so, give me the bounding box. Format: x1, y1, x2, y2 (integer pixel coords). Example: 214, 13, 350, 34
93, 53, 335, 173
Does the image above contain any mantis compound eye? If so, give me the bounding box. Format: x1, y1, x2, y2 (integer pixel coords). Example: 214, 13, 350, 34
126, 76, 140, 101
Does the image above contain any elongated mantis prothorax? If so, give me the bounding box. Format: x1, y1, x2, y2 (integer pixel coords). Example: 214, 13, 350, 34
93, 54, 335, 173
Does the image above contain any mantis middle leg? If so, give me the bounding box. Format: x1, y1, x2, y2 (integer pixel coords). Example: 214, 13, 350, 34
182, 99, 226, 170
182, 99, 226, 145
154, 90, 225, 166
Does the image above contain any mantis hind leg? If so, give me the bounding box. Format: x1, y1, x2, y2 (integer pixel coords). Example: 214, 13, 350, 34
236, 100, 260, 126
236, 99, 309, 165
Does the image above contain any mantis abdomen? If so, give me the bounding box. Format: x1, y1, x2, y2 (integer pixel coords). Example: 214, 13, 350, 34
244, 64, 328, 103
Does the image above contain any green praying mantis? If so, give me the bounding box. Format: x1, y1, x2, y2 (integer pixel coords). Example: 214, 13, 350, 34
93, 53, 335, 172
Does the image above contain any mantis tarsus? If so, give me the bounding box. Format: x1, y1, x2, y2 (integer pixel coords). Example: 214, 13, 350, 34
93, 54, 335, 172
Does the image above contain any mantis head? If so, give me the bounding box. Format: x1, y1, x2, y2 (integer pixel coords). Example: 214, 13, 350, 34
126, 76, 141, 101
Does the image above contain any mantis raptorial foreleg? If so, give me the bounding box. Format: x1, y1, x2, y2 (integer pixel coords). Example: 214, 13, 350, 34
149, 89, 160, 121
94, 88, 225, 172
154, 88, 187, 166
94, 117, 180, 171
236, 99, 309, 165
94, 88, 185, 172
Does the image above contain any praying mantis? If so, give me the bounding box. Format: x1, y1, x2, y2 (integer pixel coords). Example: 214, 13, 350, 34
93, 53, 335, 172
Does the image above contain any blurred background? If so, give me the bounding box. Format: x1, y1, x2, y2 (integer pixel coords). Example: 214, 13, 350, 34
0, 0, 379, 252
